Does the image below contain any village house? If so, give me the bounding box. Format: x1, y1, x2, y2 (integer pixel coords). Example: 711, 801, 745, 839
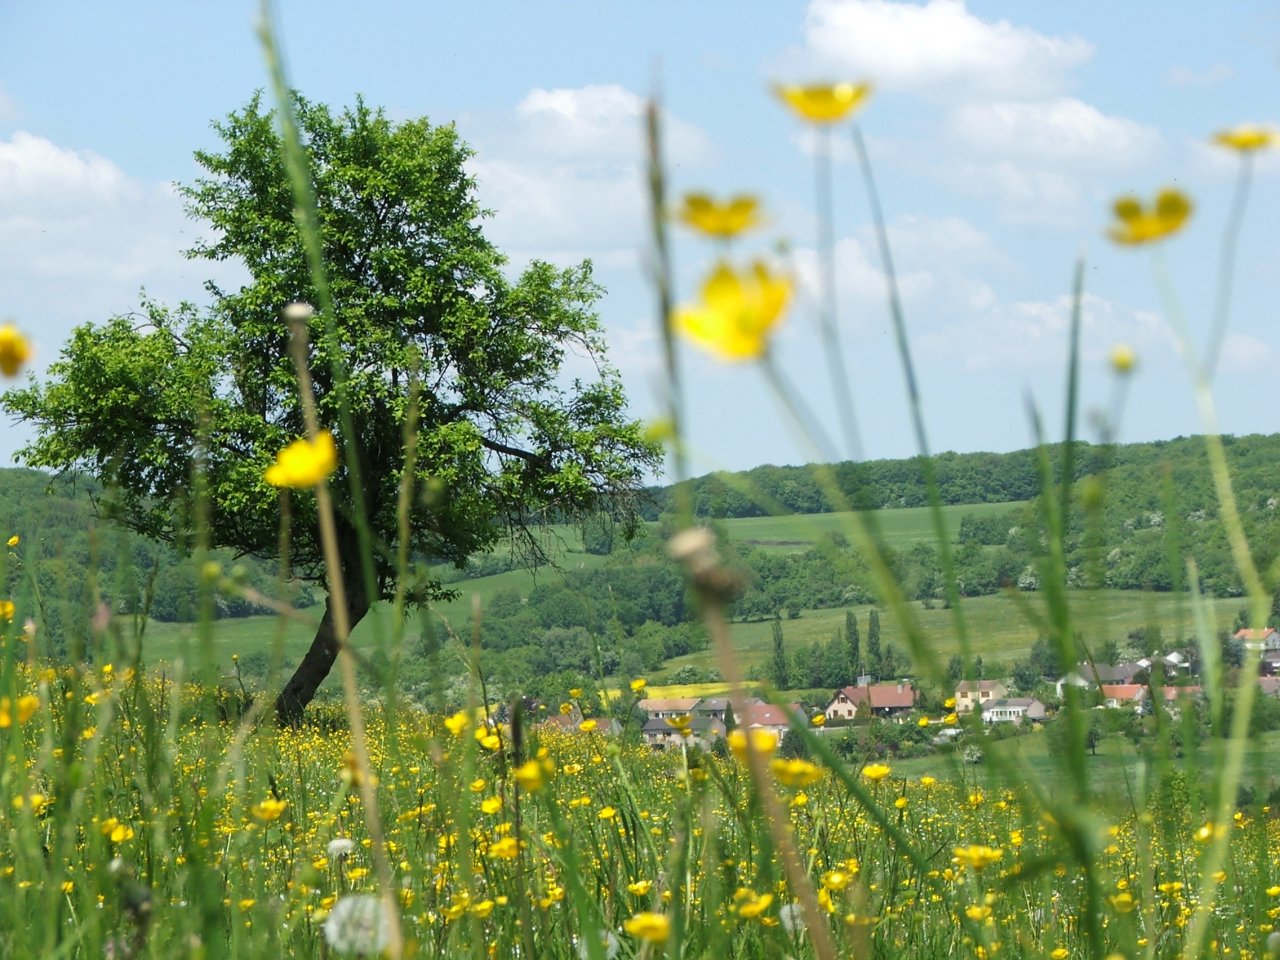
823, 681, 916, 724
1234, 627, 1280, 650
739, 701, 793, 737
637, 697, 701, 720
954, 679, 1007, 715
1099, 684, 1147, 709
1135, 651, 1190, 678
1054, 662, 1125, 699
980, 697, 1046, 725
642, 714, 726, 751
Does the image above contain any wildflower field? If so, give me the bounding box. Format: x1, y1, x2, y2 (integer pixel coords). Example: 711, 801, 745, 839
4, 4, 1280, 959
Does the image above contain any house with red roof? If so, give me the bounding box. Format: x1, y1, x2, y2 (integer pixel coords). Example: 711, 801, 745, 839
823, 682, 916, 724
1099, 684, 1147, 709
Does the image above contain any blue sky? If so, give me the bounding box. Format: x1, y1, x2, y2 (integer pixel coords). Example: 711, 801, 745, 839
2, 1, 1278, 478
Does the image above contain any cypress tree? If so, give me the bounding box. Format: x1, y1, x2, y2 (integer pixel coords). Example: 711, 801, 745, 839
867, 608, 882, 678
770, 614, 790, 690
846, 609, 861, 682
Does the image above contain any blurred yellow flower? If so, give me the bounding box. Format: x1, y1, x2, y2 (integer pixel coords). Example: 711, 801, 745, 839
728, 728, 778, 761
776, 82, 872, 124
862, 763, 891, 782
251, 797, 287, 822
676, 193, 763, 239
1213, 125, 1277, 152
821, 870, 851, 891
630, 678, 647, 693
0, 324, 31, 378
953, 845, 1003, 870
0, 599, 14, 622
0, 695, 38, 728
627, 879, 653, 896
514, 759, 545, 792
578, 719, 598, 733
265, 430, 338, 488
488, 836, 519, 860
1108, 188, 1192, 245
443, 710, 470, 735
676, 260, 792, 362
811, 712, 826, 727
623, 911, 671, 943
100, 817, 135, 842
1109, 343, 1136, 374
1109, 891, 1135, 913
770, 757, 823, 787
6, 535, 17, 547
736, 890, 774, 919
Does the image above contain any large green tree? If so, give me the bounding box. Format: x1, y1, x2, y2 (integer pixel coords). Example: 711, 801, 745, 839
3, 93, 659, 722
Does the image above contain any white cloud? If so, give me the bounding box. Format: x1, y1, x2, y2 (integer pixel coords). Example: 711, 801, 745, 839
464, 85, 710, 262
788, 0, 1093, 102
1167, 64, 1234, 88
933, 99, 1161, 226
944, 97, 1162, 170
884, 213, 1006, 268
0, 131, 238, 380
1218, 332, 1279, 372
917, 292, 1170, 371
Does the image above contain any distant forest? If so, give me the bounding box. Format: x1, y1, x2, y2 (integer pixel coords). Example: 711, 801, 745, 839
4, 433, 1280, 681
642, 433, 1280, 520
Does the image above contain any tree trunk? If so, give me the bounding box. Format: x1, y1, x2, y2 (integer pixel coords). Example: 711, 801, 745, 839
276, 575, 370, 725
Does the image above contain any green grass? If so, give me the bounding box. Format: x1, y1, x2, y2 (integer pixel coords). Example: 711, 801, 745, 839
886, 728, 1280, 809
720, 500, 1022, 552
657, 588, 1243, 680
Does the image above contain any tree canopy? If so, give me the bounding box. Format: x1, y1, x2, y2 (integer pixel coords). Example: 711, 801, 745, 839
3, 93, 659, 721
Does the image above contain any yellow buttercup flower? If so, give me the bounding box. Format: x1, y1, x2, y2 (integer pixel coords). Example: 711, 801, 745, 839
578, 719, 598, 733
676, 193, 763, 239
675, 260, 792, 362
251, 797, 287, 822
6, 535, 18, 547
265, 430, 338, 488
1107, 188, 1192, 245
861, 763, 892, 782
1213, 125, 1277, 152
811, 712, 826, 727
770, 757, 823, 787
488, 836, 519, 860
0, 324, 31, 378
0, 599, 14, 622
623, 911, 671, 943
776, 82, 872, 124
821, 870, 851, 891
630, 678, 647, 693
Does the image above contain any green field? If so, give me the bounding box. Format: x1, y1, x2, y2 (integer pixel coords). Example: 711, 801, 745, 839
657, 587, 1242, 680
719, 499, 1022, 551
887, 728, 1280, 810
132, 496, 1241, 693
